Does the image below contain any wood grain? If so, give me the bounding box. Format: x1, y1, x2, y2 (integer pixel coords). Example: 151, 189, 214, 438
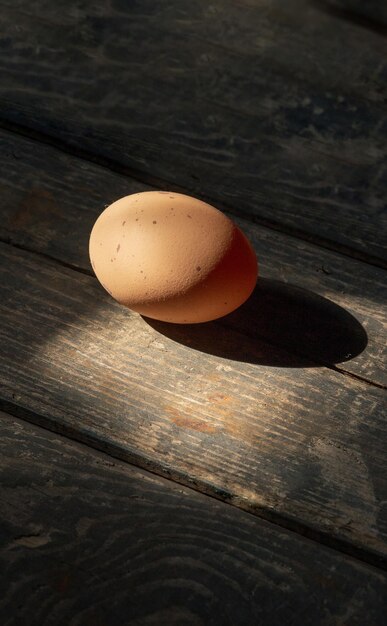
1, 130, 386, 386
0, 243, 386, 565
0, 0, 386, 264
1, 411, 387, 626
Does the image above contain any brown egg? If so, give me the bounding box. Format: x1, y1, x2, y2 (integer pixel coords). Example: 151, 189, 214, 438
89, 191, 258, 323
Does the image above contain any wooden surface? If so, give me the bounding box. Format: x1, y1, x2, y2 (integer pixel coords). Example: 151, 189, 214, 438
1, 130, 386, 386
0, 0, 387, 622
1, 0, 387, 266
1, 238, 386, 566
1, 411, 387, 626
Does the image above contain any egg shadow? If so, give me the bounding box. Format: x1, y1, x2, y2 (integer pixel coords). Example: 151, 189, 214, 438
143, 279, 368, 367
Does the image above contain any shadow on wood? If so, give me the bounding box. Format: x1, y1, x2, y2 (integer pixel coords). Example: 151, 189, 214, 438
310, 0, 387, 36
145, 279, 368, 367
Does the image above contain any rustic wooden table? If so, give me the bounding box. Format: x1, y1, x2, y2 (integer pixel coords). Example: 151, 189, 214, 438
0, 1, 386, 624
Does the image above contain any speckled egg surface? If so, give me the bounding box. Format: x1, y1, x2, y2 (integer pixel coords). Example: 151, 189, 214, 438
89, 191, 258, 323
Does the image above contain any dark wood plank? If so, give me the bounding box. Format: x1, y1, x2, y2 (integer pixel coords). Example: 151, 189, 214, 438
0, 243, 386, 565
1, 0, 386, 264
1, 130, 386, 386
1, 412, 387, 626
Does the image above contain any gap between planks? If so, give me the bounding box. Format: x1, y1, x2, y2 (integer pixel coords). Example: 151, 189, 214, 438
310, 0, 387, 38
1, 118, 386, 272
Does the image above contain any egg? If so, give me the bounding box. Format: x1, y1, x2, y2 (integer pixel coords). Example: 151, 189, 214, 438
89, 191, 258, 323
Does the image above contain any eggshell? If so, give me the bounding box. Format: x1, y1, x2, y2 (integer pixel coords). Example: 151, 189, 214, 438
89, 191, 258, 323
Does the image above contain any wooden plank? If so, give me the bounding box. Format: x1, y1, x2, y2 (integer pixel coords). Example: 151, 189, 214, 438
0, 1, 386, 264
1, 130, 386, 386
0, 243, 386, 566
3, 0, 386, 104
1, 412, 386, 625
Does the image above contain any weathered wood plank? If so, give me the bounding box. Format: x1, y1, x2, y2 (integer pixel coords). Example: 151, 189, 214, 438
1, 412, 386, 625
0, 0, 386, 263
0, 243, 386, 565
3, 0, 386, 104
1, 130, 386, 386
